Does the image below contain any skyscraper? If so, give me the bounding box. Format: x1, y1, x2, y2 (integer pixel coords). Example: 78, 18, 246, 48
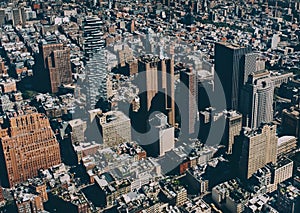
240, 71, 274, 129
0, 108, 61, 187
138, 55, 175, 126
83, 16, 108, 109
180, 67, 198, 135
85, 49, 111, 109
282, 106, 300, 141
239, 124, 277, 179
224, 110, 242, 154
214, 42, 252, 110
199, 109, 242, 152
243, 52, 258, 85
0, 9, 5, 26
148, 113, 174, 157
83, 16, 105, 57
36, 42, 72, 93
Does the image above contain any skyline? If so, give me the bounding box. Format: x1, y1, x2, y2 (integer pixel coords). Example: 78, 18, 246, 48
0, 0, 300, 213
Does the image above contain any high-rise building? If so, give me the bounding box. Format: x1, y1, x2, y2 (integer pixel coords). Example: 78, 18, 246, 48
240, 71, 274, 129
243, 53, 258, 85
117, 45, 138, 76
83, 16, 108, 109
214, 42, 252, 110
224, 110, 243, 154
138, 55, 175, 126
0, 108, 61, 187
148, 113, 175, 157
239, 124, 277, 179
83, 16, 105, 57
180, 67, 198, 135
0, 9, 5, 26
36, 42, 72, 93
85, 49, 111, 109
282, 106, 300, 141
97, 110, 131, 147
199, 108, 242, 153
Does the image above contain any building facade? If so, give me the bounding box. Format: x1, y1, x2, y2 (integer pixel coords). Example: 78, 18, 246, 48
83, 16, 105, 56
282, 106, 300, 141
97, 110, 131, 147
239, 124, 278, 179
240, 71, 274, 129
180, 67, 198, 136
214, 42, 252, 110
224, 110, 243, 154
36, 42, 72, 93
138, 55, 175, 126
0, 110, 61, 187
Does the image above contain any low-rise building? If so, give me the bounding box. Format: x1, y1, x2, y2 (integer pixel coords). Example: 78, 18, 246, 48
212, 179, 251, 213
181, 197, 211, 213
97, 110, 131, 147
277, 182, 300, 213
277, 136, 298, 157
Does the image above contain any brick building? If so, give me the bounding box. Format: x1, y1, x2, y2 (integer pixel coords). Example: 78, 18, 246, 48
36, 42, 72, 93
0, 109, 61, 187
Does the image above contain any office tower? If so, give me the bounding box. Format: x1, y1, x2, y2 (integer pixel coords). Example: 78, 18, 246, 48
138, 55, 175, 126
83, 16, 105, 57
97, 111, 131, 147
85, 49, 111, 109
240, 71, 274, 129
36, 42, 72, 93
224, 110, 242, 154
214, 42, 252, 110
256, 57, 266, 72
148, 113, 174, 157
239, 124, 277, 179
180, 67, 198, 135
0, 9, 5, 26
0, 110, 61, 187
243, 53, 258, 85
282, 106, 300, 141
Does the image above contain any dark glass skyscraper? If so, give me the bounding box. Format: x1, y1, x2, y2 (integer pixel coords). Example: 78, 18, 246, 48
215, 42, 252, 110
